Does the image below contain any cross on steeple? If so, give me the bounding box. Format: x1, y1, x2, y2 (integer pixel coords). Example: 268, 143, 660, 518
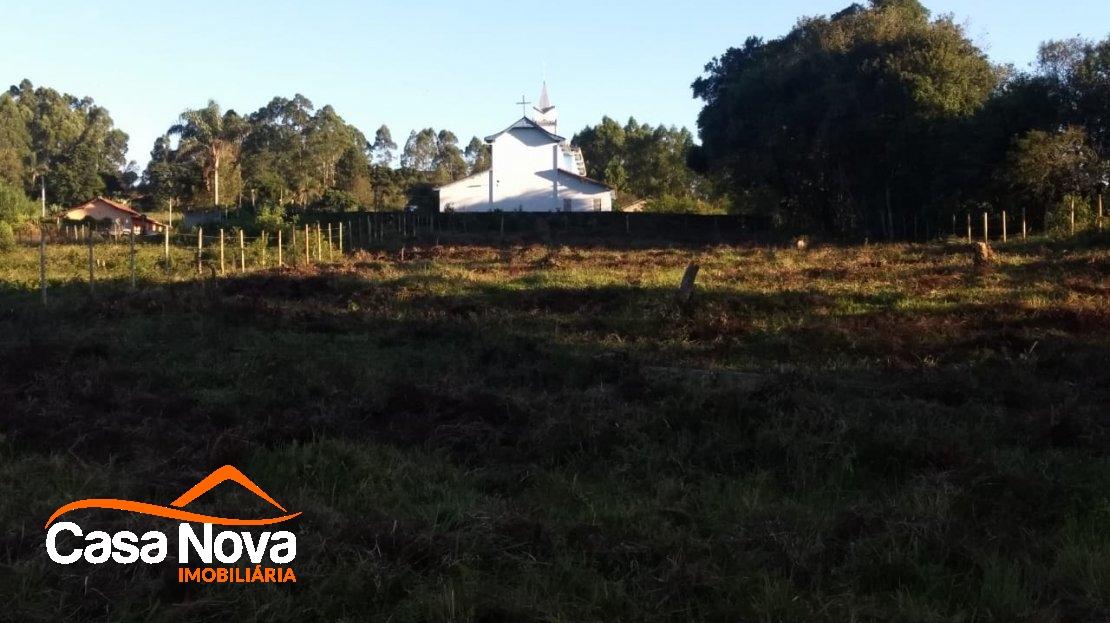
516, 95, 531, 117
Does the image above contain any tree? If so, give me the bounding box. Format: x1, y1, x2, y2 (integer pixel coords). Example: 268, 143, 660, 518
371, 125, 397, 167
433, 130, 467, 183
169, 100, 250, 206
144, 134, 196, 211
2, 79, 131, 206
0, 179, 36, 224
573, 117, 702, 207
1000, 126, 1100, 227
1035, 36, 1110, 159
0, 94, 30, 189
400, 128, 437, 173
690, 0, 996, 233
464, 136, 491, 174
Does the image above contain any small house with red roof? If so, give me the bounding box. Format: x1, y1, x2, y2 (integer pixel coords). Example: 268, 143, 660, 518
63, 197, 166, 235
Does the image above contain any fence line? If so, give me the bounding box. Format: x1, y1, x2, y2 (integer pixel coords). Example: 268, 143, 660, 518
16, 204, 1107, 306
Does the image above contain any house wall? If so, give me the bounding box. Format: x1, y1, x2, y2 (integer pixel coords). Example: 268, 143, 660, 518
64, 201, 163, 234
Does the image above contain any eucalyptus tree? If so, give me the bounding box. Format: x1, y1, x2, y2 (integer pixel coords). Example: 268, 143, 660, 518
464, 136, 491, 174
400, 128, 437, 173
371, 125, 397, 167
2, 79, 130, 206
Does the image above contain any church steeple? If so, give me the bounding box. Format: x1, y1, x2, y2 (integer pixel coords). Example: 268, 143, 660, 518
533, 81, 558, 135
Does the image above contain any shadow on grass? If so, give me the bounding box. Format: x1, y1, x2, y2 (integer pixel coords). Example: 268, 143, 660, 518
1, 250, 1109, 621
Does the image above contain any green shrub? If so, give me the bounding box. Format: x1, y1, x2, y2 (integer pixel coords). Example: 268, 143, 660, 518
0, 221, 14, 251
0, 181, 37, 223
643, 194, 725, 214
253, 202, 289, 233
314, 189, 361, 213
1046, 194, 1093, 235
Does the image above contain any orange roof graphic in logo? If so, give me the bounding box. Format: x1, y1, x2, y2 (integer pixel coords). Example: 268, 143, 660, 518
45, 466, 301, 528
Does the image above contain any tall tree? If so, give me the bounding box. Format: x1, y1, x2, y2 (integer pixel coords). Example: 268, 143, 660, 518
573, 117, 699, 203
371, 125, 397, 167
464, 136, 491, 175
690, 0, 996, 233
433, 130, 467, 183
2, 79, 131, 206
400, 128, 437, 173
1036, 36, 1110, 160
999, 126, 1100, 226
169, 100, 249, 206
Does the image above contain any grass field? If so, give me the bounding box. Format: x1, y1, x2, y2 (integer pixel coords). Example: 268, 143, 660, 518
1, 234, 1108, 622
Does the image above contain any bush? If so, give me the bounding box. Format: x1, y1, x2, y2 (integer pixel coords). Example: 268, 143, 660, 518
1045, 195, 1094, 235
0, 221, 15, 251
643, 194, 725, 215
253, 203, 290, 233
0, 181, 37, 223
314, 190, 361, 213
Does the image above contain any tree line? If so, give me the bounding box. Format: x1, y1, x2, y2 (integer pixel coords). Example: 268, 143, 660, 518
143, 96, 497, 214
690, 0, 1110, 235
0, 81, 703, 221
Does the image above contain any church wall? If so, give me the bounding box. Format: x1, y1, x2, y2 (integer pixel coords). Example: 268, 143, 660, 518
437, 124, 612, 212
490, 129, 559, 210
438, 174, 489, 212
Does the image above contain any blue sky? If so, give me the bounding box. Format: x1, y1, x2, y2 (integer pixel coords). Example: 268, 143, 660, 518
1, 0, 1107, 169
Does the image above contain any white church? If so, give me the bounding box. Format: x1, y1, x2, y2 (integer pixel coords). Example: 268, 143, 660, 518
436, 84, 614, 212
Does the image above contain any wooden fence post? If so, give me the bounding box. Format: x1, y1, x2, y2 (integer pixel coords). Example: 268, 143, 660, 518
1098, 192, 1104, 231
197, 227, 203, 274
278, 229, 283, 267
305, 224, 311, 265
1022, 207, 1027, 240
316, 224, 322, 260
1001, 210, 1007, 243
129, 223, 136, 290
164, 219, 170, 270
40, 219, 47, 304
1070, 197, 1076, 235
982, 212, 988, 244
239, 229, 245, 272
966, 213, 972, 243
338, 222, 343, 257
261, 232, 268, 267
219, 229, 226, 275
87, 226, 95, 293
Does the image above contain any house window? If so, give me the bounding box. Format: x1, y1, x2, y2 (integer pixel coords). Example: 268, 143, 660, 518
563, 199, 572, 212
592, 199, 602, 211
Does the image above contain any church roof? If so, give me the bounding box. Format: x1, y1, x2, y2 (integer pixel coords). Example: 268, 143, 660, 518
484, 117, 564, 144
559, 169, 613, 190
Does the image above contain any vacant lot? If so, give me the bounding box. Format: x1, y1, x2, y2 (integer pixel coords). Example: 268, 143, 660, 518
1, 235, 1108, 622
